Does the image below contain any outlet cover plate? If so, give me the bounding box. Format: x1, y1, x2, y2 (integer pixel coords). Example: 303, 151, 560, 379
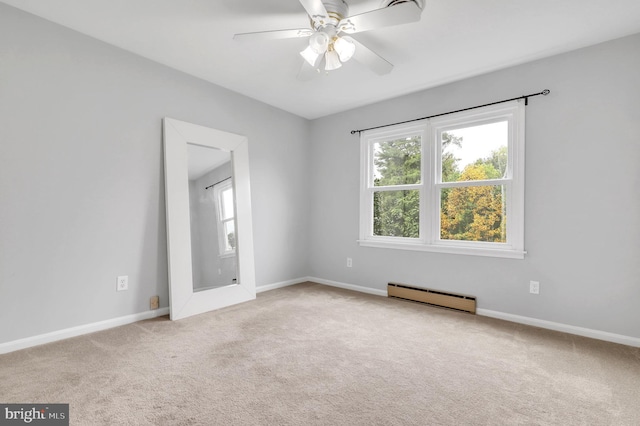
529, 280, 539, 294
117, 275, 129, 291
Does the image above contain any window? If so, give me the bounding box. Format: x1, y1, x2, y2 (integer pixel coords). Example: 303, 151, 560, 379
359, 101, 525, 258
213, 179, 236, 257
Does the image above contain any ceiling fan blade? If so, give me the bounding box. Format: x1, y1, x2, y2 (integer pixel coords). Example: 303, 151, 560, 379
298, 0, 329, 26
339, 1, 422, 34
233, 28, 313, 41
351, 38, 393, 75
297, 60, 321, 81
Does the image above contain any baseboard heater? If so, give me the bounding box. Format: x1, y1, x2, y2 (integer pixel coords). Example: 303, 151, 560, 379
387, 282, 476, 314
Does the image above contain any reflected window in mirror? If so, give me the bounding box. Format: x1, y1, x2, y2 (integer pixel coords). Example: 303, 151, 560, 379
213, 178, 236, 257
186, 144, 237, 291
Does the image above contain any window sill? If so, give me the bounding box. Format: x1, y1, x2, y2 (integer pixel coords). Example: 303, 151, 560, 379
357, 239, 526, 259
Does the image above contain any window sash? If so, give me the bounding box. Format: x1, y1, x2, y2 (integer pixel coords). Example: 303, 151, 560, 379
213, 180, 236, 256
365, 126, 426, 189
436, 182, 509, 245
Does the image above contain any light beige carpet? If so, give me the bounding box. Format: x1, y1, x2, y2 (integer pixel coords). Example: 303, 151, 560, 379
1, 282, 639, 425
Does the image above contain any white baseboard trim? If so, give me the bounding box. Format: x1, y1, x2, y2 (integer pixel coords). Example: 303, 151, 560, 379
256, 276, 387, 297
0, 307, 170, 355
308, 277, 388, 297
256, 277, 310, 293
477, 309, 640, 348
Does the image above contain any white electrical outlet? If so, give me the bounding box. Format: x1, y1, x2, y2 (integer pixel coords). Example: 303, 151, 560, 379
346, 257, 353, 268
529, 280, 539, 294
117, 275, 129, 291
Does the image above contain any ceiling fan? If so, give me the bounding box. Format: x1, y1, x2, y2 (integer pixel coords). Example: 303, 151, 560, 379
233, 0, 424, 79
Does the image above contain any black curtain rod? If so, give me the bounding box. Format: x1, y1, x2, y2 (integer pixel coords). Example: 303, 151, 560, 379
205, 176, 231, 190
350, 89, 550, 135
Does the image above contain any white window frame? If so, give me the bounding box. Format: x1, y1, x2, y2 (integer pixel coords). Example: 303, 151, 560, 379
358, 100, 525, 259
213, 179, 236, 258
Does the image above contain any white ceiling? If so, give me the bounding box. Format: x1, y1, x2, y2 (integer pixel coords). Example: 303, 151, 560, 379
4, 0, 640, 119
187, 144, 230, 181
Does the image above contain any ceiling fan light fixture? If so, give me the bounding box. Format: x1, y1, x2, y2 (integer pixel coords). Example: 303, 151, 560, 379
334, 36, 355, 63
309, 31, 330, 54
324, 49, 342, 71
300, 45, 321, 66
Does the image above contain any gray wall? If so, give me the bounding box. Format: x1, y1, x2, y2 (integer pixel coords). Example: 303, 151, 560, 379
0, 4, 310, 344
308, 33, 640, 339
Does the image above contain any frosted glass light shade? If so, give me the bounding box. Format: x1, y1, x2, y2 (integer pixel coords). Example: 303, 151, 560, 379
334, 36, 356, 62
300, 45, 320, 66
324, 50, 342, 71
309, 31, 330, 54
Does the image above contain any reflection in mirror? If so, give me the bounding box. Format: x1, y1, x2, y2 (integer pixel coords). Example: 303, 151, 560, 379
187, 144, 238, 291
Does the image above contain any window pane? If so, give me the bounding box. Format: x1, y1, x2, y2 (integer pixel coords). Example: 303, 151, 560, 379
441, 121, 508, 182
440, 185, 506, 243
373, 136, 421, 186
223, 220, 236, 251
220, 187, 234, 220
373, 190, 420, 238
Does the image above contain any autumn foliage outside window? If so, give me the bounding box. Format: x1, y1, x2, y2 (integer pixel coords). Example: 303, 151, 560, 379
438, 128, 508, 243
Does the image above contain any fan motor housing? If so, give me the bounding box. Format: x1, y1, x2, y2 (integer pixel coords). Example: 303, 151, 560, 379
380, 0, 424, 9
315, 0, 422, 31
318, 0, 349, 27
